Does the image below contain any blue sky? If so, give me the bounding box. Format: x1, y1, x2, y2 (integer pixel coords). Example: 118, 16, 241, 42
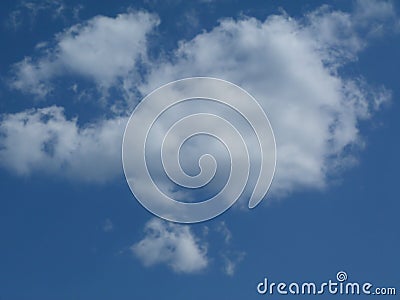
0, 0, 399, 299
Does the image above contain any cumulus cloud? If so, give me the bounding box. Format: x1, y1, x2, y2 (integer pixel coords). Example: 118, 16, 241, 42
131, 218, 208, 273
139, 2, 393, 197
0, 106, 126, 182
2, 2, 396, 197
10, 10, 159, 97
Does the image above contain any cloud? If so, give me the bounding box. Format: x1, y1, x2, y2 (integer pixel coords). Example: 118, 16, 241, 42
214, 221, 245, 276
131, 218, 208, 273
216, 221, 232, 244
5, 0, 85, 31
131, 219, 245, 275
6, 0, 66, 30
2, 2, 396, 198
353, 0, 399, 35
9, 10, 159, 97
304, 0, 398, 66
0, 106, 126, 182
103, 218, 114, 232
222, 251, 245, 276
139, 3, 394, 197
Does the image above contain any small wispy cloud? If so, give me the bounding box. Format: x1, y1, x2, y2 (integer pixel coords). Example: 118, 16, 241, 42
222, 251, 246, 276
131, 218, 208, 273
5, 0, 82, 30
131, 219, 245, 275
103, 218, 114, 233
216, 221, 232, 244
214, 221, 245, 276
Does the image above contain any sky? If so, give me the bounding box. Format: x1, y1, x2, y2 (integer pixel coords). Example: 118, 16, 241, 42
0, 0, 399, 299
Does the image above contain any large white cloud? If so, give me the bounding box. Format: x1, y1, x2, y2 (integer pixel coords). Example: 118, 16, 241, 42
10, 10, 159, 97
1, 1, 396, 195
131, 218, 208, 273
138, 1, 393, 197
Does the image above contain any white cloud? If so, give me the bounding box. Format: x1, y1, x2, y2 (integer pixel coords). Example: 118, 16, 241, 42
131, 218, 208, 273
222, 251, 245, 276
353, 0, 399, 35
139, 4, 393, 197
10, 11, 159, 97
0, 106, 126, 182
2, 2, 396, 198
6, 0, 66, 30
130, 219, 247, 275
305, 0, 398, 65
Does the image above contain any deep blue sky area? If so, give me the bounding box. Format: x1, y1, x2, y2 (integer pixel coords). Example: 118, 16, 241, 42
0, 1, 399, 299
